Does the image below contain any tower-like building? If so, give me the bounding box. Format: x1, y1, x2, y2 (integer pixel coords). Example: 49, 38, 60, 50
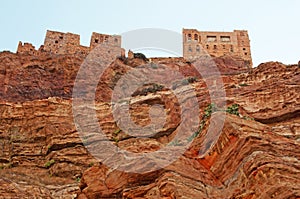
183, 28, 252, 66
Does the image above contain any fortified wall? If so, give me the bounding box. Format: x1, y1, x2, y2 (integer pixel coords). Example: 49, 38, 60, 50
183, 28, 252, 66
17, 30, 123, 57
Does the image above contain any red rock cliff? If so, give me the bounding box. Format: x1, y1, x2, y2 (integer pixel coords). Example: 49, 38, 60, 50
0, 50, 299, 198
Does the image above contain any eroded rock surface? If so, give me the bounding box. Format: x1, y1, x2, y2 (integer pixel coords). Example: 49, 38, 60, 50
0, 51, 299, 198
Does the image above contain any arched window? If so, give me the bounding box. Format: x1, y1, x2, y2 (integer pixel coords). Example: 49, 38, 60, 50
194, 34, 198, 41
187, 34, 192, 41
196, 45, 200, 52
188, 46, 192, 52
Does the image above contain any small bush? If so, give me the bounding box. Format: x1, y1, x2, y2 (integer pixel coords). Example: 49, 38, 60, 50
204, 103, 217, 118
134, 53, 148, 61
45, 159, 55, 168
187, 76, 197, 83
112, 137, 119, 143
88, 162, 94, 167
169, 139, 181, 146
226, 104, 239, 116
239, 83, 249, 87
113, 129, 121, 136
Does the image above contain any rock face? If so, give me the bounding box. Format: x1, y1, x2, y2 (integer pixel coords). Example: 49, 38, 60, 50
0, 50, 299, 198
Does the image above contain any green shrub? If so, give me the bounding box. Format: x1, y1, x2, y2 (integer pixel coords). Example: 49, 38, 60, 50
134, 53, 148, 61
45, 159, 55, 168
113, 129, 121, 136
169, 139, 181, 146
204, 103, 217, 118
226, 104, 239, 116
187, 76, 197, 83
239, 83, 249, 87
88, 162, 94, 167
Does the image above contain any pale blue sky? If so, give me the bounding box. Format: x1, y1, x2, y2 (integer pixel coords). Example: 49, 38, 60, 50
1, 0, 299, 66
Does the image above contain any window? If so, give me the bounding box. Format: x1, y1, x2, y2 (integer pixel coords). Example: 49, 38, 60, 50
188, 46, 192, 52
243, 48, 246, 51
230, 45, 234, 52
187, 34, 192, 41
114, 38, 118, 43
196, 45, 200, 52
207, 36, 217, 42
214, 45, 217, 50
206, 45, 209, 49
95, 39, 99, 43
59, 36, 63, 40
55, 40, 58, 44
245, 52, 248, 55
223, 45, 226, 49
194, 34, 198, 41
221, 36, 231, 42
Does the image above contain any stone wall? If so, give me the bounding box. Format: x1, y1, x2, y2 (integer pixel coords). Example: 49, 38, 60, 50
183, 28, 252, 66
16, 30, 122, 57
17, 42, 39, 56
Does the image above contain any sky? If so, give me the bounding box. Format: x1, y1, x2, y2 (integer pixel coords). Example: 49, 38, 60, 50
1, 0, 299, 66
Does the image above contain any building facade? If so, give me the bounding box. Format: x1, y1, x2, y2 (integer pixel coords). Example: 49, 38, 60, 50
17, 30, 123, 57
183, 28, 252, 66
17, 28, 252, 67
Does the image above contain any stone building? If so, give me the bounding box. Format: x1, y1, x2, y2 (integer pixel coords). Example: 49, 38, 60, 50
183, 28, 252, 66
16, 28, 252, 67
17, 30, 123, 57
90, 32, 121, 50
17, 42, 39, 56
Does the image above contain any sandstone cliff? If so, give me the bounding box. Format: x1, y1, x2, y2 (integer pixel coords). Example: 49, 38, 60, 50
0, 51, 299, 198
